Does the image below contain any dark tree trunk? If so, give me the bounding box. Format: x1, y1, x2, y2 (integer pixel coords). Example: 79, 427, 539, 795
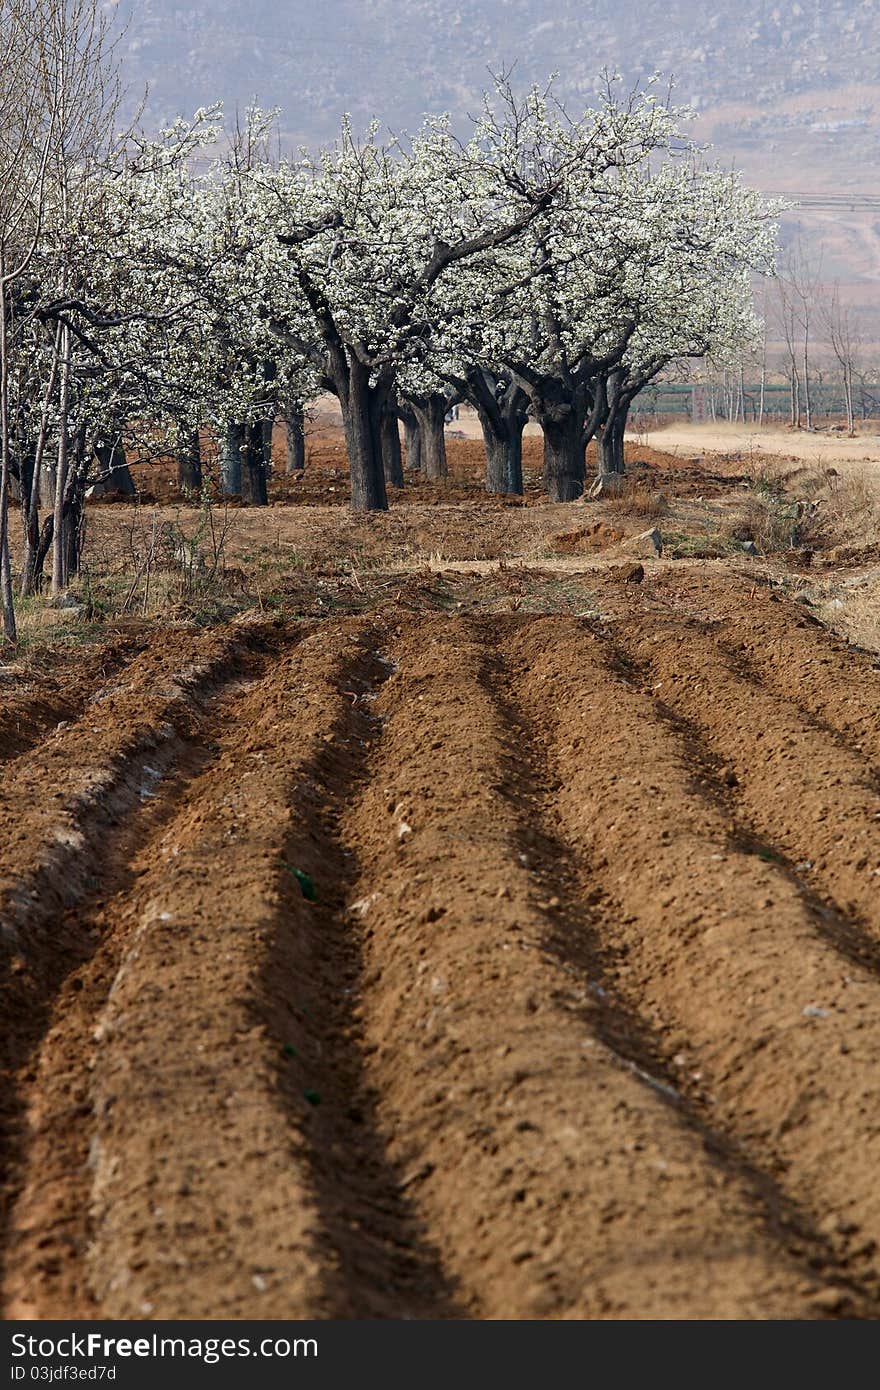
65, 495, 82, 581
285, 404, 306, 474
401, 412, 422, 473
19, 446, 39, 595
541, 406, 586, 501
486, 429, 524, 495
30, 515, 53, 593
53, 425, 87, 589
178, 430, 202, 494
337, 355, 388, 512
220, 423, 244, 496
412, 396, 448, 481
94, 439, 136, 494
241, 421, 269, 505
381, 406, 404, 487
595, 409, 626, 477
464, 369, 529, 497
477, 403, 526, 495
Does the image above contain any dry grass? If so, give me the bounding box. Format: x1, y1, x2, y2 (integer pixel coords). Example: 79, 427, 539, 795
602, 479, 671, 521
819, 470, 880, 548
717, 498, 815, 552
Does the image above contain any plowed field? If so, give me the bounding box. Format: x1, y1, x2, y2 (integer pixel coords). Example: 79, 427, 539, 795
3, 549, 880, 1320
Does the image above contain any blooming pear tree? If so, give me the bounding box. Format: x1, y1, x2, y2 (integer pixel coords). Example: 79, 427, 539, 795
0, 9, 786, 640
586, 167, 784, 484
426, 85, 781, 500
261, 75, 639, 512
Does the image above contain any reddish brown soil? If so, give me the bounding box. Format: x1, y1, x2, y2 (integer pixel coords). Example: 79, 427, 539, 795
3, 562, 880, 1319
124, 415, 732, 511
0, 633, 150, 761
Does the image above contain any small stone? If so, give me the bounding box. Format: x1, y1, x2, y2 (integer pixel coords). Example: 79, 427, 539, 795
802, 1005, 829, 1019
622, 527, 663, 559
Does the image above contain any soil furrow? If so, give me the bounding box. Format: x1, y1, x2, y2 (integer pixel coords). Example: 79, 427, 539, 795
646, 570, 880, 770
80, 620, 456, 1319
0, 618, 283, 941
3, 743, 218, 1318
619, 684, 880, 982
607, 606, 880, 947
473, 625, 872, 1314
0, 617, 286, 1311
336, 615, 825, 1319
500, 614, 880, 1308
0, 634, 151, 765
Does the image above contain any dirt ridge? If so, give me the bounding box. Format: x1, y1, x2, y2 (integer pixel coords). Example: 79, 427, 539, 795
4, 577, 880, 1319
501, 612, 880, 1308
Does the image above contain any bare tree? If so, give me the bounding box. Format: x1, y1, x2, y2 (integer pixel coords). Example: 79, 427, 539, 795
0, 0, 60, 639
773, 242, 823, 431
771, 269, 801, 428
44, 0, 122, 595
822, 282, 861, 437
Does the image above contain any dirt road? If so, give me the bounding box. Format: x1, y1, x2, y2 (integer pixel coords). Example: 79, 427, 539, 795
636, 421, 880, 478
3, 568, 880, 1319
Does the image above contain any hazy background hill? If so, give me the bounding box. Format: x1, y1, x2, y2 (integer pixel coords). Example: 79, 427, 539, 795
114, 0, 880, 327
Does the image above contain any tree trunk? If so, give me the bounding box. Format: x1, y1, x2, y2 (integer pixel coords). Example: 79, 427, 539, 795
402, 413, 422, 473
541, 407, 585, 502
20, 462, 41, 597
802, 334, 812, 430
285, 404, 305, 474
241, 421, 269, 506
67, 425, 88, 583
95, 439, 136, 494
66, 492, 84, 581
478, 405, 525, 495
178, 430, 202, 494
595, 409, 626, 477
51, 328, 73, 596
220, 422, 244, 496
381, 406, 404, 488
412, 396, 448, 481
789, 367, 801, 429
262, 416, 275, 475
0, 264, 16, 640
0, 497, 12, 640
338, 355, 388, 511
19, 325, 62, 598
29, 515, 53, 594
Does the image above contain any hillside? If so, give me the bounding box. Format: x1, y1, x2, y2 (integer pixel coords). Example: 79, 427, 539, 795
116, 1, 879, 137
